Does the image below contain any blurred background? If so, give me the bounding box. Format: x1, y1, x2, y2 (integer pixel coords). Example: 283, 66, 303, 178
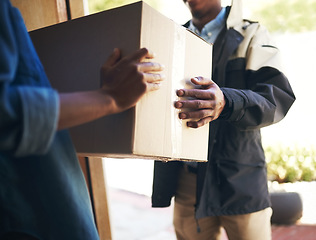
86, 0, 316, 239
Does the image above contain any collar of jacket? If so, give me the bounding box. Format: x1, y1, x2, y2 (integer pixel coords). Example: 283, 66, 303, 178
212, 4, 244, 87
182, 1, 245, 88
226, 0, 243, 30
183, 0, 246, 33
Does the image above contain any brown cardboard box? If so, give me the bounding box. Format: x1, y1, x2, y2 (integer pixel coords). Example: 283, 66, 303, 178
30, 1, 212, 161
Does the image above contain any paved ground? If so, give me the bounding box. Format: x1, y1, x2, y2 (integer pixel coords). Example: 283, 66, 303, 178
108, 188, 176, 240
103, 158, 316, 240
107, 183, 316, 240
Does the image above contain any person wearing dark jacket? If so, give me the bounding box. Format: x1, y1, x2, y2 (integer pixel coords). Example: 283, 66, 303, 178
152, 0, 295, 239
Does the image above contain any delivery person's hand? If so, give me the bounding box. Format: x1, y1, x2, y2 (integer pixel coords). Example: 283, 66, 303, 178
100, 48, 164, 113
174, 76, 225, 128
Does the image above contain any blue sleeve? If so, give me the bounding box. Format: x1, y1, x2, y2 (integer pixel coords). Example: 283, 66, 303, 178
0, 0, 59, 157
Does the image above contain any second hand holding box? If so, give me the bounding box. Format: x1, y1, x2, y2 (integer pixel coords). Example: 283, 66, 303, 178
30, 1, 212, 162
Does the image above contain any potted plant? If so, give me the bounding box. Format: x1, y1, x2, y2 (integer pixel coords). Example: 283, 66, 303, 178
265, 145, 316, 225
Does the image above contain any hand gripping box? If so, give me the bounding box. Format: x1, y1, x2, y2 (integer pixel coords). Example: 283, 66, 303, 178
29, 1, 212, 162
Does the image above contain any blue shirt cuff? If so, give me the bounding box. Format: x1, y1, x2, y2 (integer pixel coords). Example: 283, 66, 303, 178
15, 86, 59, 157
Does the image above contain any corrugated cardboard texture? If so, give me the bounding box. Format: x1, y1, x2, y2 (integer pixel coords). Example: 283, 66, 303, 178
30, 1, 212, 161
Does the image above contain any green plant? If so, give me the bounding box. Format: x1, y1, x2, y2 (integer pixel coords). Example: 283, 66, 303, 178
252, 0, 316, 33
265, 145, 316, 183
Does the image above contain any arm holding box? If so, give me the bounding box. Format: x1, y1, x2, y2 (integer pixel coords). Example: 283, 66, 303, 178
174, 38, 294, 131
58, 48, 164, 130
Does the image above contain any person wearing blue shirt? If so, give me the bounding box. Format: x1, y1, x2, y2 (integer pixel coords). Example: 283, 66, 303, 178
0, 0, 164, 239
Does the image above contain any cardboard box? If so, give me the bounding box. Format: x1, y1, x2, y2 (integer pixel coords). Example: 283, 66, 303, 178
30, 1, 212, 161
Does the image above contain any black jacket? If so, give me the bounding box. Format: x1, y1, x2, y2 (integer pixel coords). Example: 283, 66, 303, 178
152, 0, 295, 219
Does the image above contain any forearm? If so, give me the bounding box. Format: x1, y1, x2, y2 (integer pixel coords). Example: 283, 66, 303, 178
221, 70, 295, 130
58, 90, 115, 130
57, 47, 164, 130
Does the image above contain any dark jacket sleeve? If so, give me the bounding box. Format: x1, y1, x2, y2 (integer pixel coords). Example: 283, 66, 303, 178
220, 25, 295, 130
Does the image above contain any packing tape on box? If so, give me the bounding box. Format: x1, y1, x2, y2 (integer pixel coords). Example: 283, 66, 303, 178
170, 24, 186, 160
